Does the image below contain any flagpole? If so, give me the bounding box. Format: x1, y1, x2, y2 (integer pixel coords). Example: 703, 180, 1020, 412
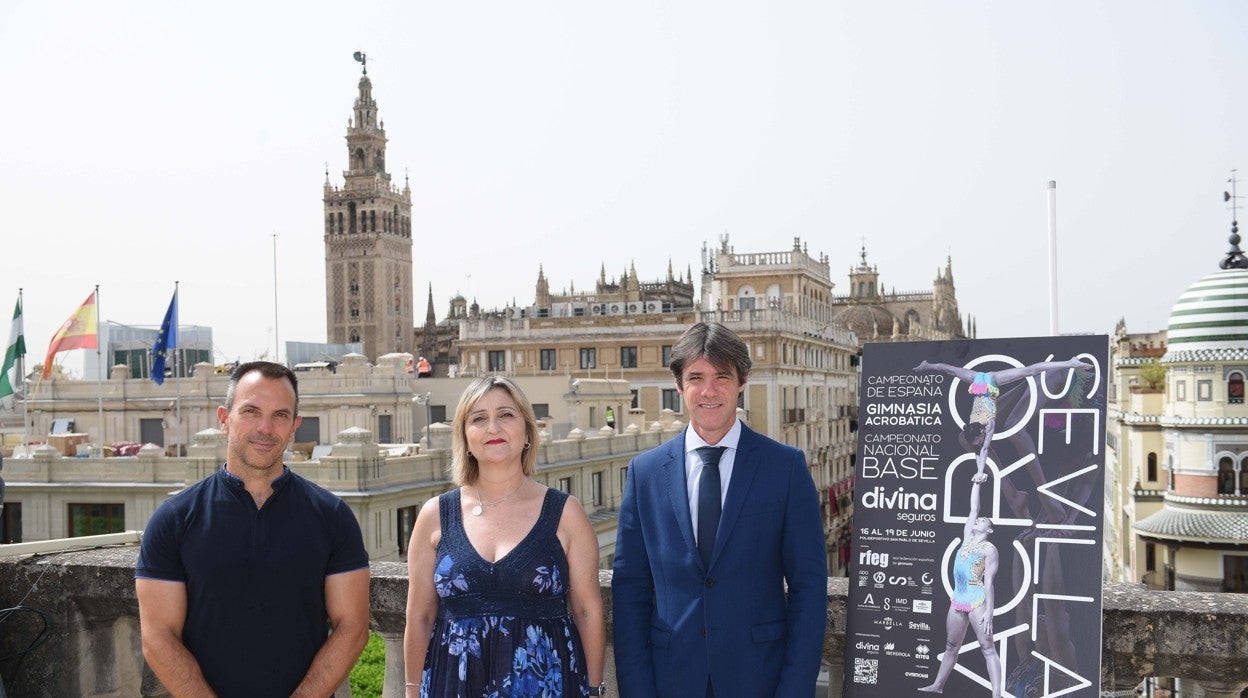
95, 285, 104, 456
174, 282, 183, 455
17, 288, 27, 450
272, 232, 280, 364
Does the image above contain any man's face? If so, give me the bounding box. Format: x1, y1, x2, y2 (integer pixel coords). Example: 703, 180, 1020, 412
677, 356, 745, 445
218, 372, 301, 477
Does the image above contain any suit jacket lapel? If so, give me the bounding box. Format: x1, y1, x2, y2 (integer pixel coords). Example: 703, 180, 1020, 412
662, 432, 697, 555
712, 424, 758, 565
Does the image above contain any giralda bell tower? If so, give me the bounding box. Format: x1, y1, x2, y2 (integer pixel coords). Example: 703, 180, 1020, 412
323, 54, 414, 361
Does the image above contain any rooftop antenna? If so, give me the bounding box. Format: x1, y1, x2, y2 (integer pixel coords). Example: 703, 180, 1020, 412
353, 51, 367, 75
1221, 169, 1248, 269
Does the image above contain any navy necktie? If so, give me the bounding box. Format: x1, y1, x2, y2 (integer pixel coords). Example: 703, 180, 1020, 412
696, 446, 726, 568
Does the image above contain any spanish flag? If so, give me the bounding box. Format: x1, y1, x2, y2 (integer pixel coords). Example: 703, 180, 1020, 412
42, 291, 98, 378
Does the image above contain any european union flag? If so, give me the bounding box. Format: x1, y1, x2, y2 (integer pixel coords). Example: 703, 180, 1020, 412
151, 289, 178, 385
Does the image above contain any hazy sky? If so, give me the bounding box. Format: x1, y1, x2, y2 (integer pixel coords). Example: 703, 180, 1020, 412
3, 1, 1245, 373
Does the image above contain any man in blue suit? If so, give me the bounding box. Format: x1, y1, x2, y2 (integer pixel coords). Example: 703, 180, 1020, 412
612, 322, 828, 697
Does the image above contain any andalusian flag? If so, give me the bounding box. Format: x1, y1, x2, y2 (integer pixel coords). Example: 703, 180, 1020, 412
0, 297, 24, 398
151, 288, 178, 385
42, 291, 98, 379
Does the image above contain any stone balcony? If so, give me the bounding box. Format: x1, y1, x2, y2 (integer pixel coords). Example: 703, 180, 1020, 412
2, 545, 1248, 697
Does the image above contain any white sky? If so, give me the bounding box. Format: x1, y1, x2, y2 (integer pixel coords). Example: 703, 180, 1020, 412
2, 1, 1245, 373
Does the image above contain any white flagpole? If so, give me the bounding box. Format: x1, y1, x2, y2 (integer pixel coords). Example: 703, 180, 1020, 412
174, 281, 183, 455
18, 288, 27, 449
1047, 181, 1059, 335
94, 285, 104, 455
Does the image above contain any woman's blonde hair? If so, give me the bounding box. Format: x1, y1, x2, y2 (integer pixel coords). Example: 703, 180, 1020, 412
450, 375, 540, 486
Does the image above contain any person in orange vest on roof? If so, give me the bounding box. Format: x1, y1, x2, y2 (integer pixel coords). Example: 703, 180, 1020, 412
416, 356, 432, 378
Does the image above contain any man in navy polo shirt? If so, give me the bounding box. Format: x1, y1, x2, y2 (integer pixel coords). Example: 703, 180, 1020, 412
136, 361, 370, 697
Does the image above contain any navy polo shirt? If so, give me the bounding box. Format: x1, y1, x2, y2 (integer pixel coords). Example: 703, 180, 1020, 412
136, 466, 369, 697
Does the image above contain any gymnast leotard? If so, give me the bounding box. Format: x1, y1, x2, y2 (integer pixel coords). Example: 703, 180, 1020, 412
951, 540, 991, 612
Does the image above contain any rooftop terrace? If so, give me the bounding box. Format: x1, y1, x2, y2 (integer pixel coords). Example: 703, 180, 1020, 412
1, 544, 1246, 697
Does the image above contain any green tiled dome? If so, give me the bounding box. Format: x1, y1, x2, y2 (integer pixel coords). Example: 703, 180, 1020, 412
1165, 268, 1248, 358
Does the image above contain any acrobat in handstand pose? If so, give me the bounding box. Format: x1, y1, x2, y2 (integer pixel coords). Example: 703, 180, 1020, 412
919, 473, 1002, 697
913, 357, 1093, 479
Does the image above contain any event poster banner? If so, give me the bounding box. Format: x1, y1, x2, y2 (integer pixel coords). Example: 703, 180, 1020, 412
844, 336, 1108, 698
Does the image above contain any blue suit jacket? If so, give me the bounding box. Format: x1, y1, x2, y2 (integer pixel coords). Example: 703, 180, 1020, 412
611, 424, 828, 697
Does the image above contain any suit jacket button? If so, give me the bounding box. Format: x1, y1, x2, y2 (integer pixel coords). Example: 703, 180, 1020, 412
705, 578, 714, 587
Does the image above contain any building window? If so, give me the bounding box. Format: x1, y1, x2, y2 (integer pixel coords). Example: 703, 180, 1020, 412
540, 349, 557, 371
662, 345, 672, 367
1147, 452, 1158, 482
531, 403, 550, 419
592, 471, 604, 507
397, 504, 418, 558
620, 346, 638, 369
295, 416, 320, 444
580, 348, 596, 369
1218, 456, 1236, 495
1229, 372, 1245, 404
1176, 381, 1187, 401
1198, 380, 1213, 401
68, 503, 124, 538
558, 477, 573, 494
1225, 555, 1248, 593
662, 388, 681, 412
488, 350, 506, 372
620, 466, 629, 493
2, 502, 21, 543
631, 389, 639, 409
378, 415, 392, 444
1145, 543, 1156, 572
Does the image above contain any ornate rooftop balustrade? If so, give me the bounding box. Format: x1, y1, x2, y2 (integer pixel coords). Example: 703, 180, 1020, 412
1, 546, 1246, 697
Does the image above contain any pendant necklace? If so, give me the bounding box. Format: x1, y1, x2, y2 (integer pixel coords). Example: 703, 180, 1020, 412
472, 478, 528, 517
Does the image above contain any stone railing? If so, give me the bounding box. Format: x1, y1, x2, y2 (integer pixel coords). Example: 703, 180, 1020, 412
1, 546, 1247, 697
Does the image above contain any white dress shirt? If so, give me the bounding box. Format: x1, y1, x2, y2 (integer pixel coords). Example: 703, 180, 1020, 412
684, 419, 742, 546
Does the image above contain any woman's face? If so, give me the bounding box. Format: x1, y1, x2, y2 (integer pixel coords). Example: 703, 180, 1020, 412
465, 387, 528, 469
971, 517, 993, 536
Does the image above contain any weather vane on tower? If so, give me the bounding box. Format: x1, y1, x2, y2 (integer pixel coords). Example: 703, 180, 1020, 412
353, 51, 367, 75
1222, 169, 1247, 269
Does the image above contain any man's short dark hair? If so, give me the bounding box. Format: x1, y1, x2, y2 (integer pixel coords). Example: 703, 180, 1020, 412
224, 361, 300, 414
669, 322, 752, 387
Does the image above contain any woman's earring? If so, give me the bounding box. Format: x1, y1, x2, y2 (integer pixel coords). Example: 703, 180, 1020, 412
523, 442, 531, 450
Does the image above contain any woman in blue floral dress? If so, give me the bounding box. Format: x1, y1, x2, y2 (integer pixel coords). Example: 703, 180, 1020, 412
404, 376, 606, 697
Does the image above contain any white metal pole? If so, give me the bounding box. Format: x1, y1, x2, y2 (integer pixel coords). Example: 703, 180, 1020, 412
1047, 181, 1059, 335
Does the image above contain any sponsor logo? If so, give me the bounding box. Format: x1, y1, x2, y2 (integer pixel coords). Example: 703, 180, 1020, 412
873, 571, 886, 585
904, 671, 930, 679
908, 621, 931, 631
883, 642, 895, 651
873, 616, 905, 630
860, 550, 890, 568
888, 575, 913, 586
921, 572, 934, 585
860, 487, 938, 511
913, 599, 932, 614
915, 643, 931, 660
856, 641, 880, 653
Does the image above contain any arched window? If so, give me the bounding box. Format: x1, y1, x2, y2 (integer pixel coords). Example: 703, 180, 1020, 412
1147, 452, 1158, 482
1228, 371, 1245, 405
1218, 456, 1236, 495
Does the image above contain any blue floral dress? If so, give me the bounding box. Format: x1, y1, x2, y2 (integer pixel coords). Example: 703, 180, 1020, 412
420, 487, 590, 697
